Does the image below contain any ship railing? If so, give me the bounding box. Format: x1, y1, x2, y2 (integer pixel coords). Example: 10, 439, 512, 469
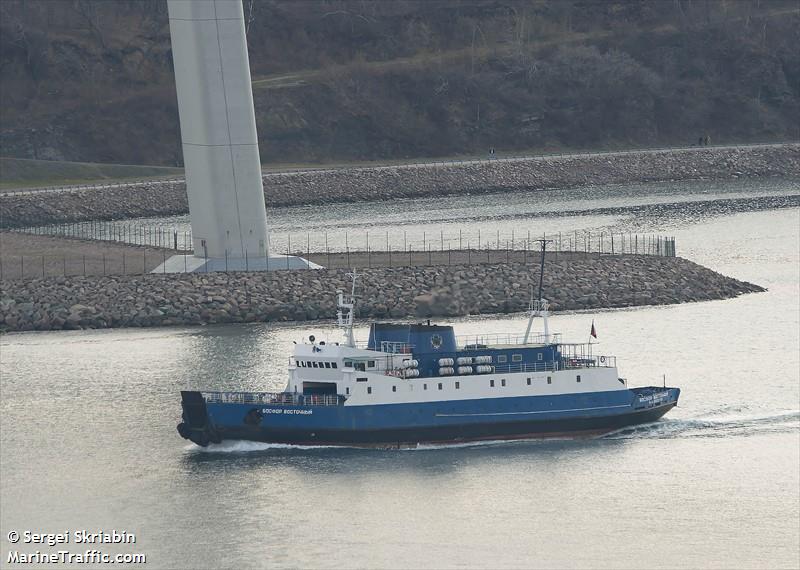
492, 361, 559, 374
456, 332, 561, 348
201, 391, 344, 406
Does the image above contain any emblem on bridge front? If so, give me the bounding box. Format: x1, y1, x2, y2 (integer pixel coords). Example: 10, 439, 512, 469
431, 334, 443, 350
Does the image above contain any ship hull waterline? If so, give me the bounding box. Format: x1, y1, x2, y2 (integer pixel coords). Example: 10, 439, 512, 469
178, 396, 678, 449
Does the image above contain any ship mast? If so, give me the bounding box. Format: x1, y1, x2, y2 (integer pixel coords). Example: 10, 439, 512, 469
337, 269, 358, 347
523, 238, 553, 344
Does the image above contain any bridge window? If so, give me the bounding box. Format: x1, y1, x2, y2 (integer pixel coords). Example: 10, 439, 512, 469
527, 378, 531, 385
455, 382, 460, 389
355, 362, 366, 371
356, 377, 368, 382
547, 376, 552, 384
306, 361, 312, 367
490, 380, 495, 387
368, 360, 376, 368
367, 387, 372, 394
332, 362, 338, 369
392, 386, 397, 392
497, 355, 508, 363
501, 379, 506, 387
438, 383, 443, 390
344, 361, 353, 368
324, 362, 331, 368
312, 362, 318, 368
512, 354, 522, 362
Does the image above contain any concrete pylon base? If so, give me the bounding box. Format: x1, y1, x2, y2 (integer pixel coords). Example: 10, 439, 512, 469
151, 254, 322, 274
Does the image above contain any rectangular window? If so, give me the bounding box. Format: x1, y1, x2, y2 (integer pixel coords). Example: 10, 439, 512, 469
367, 387, 372, 394
438, 383, 443, 390
424, 384, 428, 390
355, 362, 366, 371
547, 376, 552, 384
306, 361, 312, 367
356, 377, 368, 382
344, 361, 353, 368
332, 362, 338, 369
455, 382, 460, 389
346, 387, 350, 395
577, 375, 581, 383
392, 386, 396, 392
490, 380, 495, 387
501, 379, 506, 387
512, 354, 522, 362
312, 362, 318, 368
527, 378, 531, 386
324, 362, 331, 368
537, 353, 543, 361
368, 360, 376, 368
497, 355, 508, 363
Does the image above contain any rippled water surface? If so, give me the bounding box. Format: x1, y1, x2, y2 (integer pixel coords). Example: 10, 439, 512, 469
2, 179, 799, 569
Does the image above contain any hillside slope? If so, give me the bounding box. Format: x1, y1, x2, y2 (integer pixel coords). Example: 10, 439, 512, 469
1, 0, 798, 166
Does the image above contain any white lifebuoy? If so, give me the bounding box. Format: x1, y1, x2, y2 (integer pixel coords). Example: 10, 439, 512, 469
600, 356, 606, 363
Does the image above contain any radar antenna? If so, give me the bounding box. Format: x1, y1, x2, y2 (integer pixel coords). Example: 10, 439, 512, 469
337, 269, 359, 347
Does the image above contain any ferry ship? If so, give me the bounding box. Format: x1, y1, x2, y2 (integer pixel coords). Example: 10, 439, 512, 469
177, 270, 680, 448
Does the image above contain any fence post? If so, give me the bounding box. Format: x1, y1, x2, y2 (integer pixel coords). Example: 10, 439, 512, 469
42, 255, 45, 279
83, 255, 86, 276
123, 252, 126, 275
103, 253, 106, 276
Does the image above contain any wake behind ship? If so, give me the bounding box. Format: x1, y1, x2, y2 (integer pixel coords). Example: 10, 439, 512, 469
178, 267, 679, 448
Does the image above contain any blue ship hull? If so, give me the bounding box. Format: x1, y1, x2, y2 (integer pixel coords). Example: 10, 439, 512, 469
178, 387, 680, 448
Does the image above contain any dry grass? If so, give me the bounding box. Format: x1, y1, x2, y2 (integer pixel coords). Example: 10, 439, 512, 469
0, 232, 174, 280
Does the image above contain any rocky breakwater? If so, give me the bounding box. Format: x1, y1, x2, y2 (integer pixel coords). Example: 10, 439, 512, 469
0, 255, 763, 332
1, 144, 798, 228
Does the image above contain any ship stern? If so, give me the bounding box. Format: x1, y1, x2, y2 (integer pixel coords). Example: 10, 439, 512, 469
177, 391, 221, 447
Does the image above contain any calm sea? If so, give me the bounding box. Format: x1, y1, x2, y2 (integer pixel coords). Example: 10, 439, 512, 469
1, 179, 799, 569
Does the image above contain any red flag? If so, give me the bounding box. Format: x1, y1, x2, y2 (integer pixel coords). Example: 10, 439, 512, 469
590, 320, 597, 338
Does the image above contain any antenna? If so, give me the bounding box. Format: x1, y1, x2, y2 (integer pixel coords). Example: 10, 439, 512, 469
523, 238, 554, 344
535, 238, 553, 303
337, 269, 359, 347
